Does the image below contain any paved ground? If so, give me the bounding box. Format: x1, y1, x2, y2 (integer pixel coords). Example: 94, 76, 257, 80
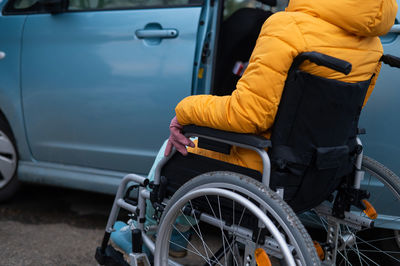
0, 183, 116, 266
0, 183, 222, 266
2, 182, 398, 266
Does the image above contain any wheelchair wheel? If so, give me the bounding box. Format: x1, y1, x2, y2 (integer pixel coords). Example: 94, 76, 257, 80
153, 172, 320, 266
303, 156, 400, 265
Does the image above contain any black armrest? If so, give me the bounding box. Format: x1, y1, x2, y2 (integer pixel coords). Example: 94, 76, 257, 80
182, 125, 271, 149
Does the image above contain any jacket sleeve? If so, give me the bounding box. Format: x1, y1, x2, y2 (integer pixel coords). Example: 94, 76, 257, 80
175, 13, 307, 134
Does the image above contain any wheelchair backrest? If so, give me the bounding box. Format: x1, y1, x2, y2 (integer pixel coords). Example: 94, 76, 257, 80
269, 52, 371, 213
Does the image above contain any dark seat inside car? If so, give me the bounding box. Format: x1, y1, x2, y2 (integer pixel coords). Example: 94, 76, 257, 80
213, 0, 276, 95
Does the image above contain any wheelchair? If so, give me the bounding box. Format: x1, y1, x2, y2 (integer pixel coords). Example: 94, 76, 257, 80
96, 52, 400, 266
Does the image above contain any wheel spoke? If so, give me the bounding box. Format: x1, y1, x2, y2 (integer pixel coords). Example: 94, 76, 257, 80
354, 233, 400, 263
187, 200, 211, 262
204, 195, 236, 265
346, 244, 380, 266
339, 227, 350, 266
169, 223, 215, 264
354, 249, 400, 254
216, 196, 227, 266
337, 249, 353, 265
350, 227, 363, 266
168, 237, 222, 265
361, 235, 400, 244
178, 207, 215, 262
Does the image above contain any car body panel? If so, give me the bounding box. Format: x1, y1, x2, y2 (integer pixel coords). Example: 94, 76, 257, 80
18, 160, 127, 194
0, 13, 33, 161
21, 7, 202, 174
361, 8, 400, 176
0, 0, 399, 231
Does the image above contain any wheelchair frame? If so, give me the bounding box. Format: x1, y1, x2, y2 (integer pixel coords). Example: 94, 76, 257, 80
96, 53, 400, 266
97, 129, 371, 266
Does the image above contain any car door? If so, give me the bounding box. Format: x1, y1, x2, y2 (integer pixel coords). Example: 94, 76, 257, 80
11, 0, 206, 174
360, 3, 400, 176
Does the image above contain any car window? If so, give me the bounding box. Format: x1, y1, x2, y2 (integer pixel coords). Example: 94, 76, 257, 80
223, 0, 286, 20
12, 0, 35, 9
68, 0, 197, 11
4, 0, 202, 14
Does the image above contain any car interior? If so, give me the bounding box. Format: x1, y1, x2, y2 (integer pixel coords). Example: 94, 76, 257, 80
212, 0, 277, 96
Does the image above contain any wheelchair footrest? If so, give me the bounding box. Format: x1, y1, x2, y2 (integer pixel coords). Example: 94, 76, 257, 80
95, 245, 129, 266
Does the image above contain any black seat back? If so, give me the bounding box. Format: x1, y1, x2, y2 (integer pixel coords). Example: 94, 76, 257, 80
269, 52, 371, 213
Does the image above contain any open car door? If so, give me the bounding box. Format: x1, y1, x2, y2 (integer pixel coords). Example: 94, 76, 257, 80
10, 0, 210, 174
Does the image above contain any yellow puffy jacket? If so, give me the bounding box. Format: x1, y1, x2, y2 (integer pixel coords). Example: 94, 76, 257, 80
175, 0, 398, 172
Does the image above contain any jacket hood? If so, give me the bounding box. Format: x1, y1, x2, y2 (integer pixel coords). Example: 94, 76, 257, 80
286, 0, 398, 37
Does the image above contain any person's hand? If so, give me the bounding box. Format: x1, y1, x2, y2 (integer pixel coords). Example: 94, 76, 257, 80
164, 116, 195, 156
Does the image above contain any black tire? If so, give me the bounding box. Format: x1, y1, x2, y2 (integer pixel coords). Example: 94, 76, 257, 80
362, 155, 400, 200
155, 171, 320, 266
0, 117, 19, 202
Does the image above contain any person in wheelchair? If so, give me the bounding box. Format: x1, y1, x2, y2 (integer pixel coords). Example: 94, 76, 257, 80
167, 0, 397, 172
105, 0, 398, 264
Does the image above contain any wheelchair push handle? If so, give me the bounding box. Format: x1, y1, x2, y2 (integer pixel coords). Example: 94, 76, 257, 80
294, 52, 352, 75
380, 54, 400, 68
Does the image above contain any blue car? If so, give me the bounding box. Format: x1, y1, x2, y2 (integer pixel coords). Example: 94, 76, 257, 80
0, 0, 399, 197
0, 0, 215, 197
1, 0, 400, 263
0, 0, 398, 191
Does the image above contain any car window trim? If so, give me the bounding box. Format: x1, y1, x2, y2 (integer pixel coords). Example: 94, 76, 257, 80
2, 0, 204, 15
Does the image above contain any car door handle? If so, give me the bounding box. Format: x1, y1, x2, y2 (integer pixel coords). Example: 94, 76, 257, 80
135, 29, 178, 39
0, 51, 5, 60
389, 25, 400, 33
